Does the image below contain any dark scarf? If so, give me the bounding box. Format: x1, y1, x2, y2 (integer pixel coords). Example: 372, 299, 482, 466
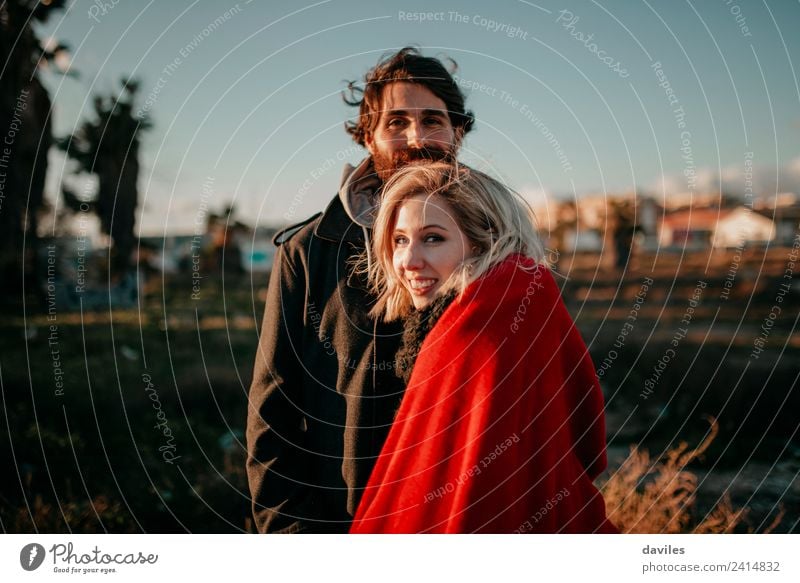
395, 291, 457, 384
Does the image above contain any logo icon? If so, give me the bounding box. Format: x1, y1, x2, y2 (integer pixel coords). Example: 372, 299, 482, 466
20, 543, 46, 571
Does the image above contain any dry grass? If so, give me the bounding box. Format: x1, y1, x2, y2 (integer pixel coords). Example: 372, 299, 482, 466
11, 494, 136, 534
603, 417, 758, 533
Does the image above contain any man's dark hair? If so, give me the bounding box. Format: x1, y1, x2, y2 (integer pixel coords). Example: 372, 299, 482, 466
343, 47, 475, 147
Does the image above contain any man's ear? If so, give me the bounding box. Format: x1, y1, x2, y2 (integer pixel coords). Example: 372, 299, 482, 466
364, 132, 376, 156
452, 126, 465, 151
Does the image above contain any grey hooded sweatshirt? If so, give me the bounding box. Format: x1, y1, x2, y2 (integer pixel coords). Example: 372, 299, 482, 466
246, 158, 405, 533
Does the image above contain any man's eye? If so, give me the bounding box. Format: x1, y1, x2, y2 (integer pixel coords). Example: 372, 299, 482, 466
387, 118, 405, 128
425, 117, 443, 126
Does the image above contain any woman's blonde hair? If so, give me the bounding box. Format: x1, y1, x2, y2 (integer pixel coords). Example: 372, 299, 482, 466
366, 162, 546, 321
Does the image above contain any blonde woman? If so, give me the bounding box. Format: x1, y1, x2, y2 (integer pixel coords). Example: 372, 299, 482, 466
350, 162, 616, 533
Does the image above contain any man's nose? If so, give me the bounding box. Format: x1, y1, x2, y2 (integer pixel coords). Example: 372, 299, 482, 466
405, 121, 428, 149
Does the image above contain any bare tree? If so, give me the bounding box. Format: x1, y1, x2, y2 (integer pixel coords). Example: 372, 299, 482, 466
0, 0, 67, 300
59, 79, 152, 277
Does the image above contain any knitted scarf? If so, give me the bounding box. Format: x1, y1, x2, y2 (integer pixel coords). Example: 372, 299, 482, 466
394, 290, 457, 384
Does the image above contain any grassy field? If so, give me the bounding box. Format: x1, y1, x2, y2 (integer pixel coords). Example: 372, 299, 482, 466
1, 249, 797, 533
1, 274, 260, 533
566, 247, 799, 532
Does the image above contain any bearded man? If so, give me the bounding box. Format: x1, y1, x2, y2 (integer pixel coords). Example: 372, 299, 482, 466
246, 47, 475, 533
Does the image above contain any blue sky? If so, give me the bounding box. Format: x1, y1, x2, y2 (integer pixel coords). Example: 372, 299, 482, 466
37, 0, 800, 234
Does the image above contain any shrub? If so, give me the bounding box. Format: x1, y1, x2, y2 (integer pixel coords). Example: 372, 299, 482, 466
602, 417, 756, 533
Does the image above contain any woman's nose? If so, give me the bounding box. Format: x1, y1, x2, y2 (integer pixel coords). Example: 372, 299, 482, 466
401, 242, 425, 270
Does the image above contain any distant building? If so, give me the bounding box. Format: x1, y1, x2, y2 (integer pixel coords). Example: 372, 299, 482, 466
564, 229, 603, 252
139, 234, 200, 273
657, 191, 728, 212
713, 207, 776, 248
753, 193, 800, 245
237, 226, 278, 273
139, 227, 279, 274
659, 206, 776, 248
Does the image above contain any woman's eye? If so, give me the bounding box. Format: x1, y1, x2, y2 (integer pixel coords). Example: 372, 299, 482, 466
394, 236, 408, 246
424, 234, 444, 243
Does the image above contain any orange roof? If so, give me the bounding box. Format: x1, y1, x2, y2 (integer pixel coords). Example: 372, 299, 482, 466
660, 209, 732, 229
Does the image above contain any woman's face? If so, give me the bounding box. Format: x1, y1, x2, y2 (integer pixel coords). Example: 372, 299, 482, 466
391, 193, 473, 309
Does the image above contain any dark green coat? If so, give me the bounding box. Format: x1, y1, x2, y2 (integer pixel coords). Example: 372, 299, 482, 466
246, 194, 404, 533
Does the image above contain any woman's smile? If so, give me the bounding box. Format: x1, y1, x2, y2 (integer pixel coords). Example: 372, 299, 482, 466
392, 194, 472, 309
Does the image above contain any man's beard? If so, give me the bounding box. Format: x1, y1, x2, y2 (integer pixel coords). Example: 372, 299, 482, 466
371, 146, 454, 182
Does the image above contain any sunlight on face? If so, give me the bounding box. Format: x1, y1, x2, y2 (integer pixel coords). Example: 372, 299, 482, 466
366, 82, 457, 181
392, 194, 472, 309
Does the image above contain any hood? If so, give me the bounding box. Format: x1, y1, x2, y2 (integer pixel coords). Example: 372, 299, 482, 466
338, 157, 382, 228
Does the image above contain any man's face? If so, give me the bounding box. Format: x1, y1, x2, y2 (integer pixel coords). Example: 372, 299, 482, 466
365, 82, 459, 182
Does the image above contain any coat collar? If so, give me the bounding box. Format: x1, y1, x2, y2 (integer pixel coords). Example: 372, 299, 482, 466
315, 157, 383, 244
314, 195, 366, 244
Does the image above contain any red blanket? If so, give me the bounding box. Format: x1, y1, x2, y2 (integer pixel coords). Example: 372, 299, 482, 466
351, 255, 617, 533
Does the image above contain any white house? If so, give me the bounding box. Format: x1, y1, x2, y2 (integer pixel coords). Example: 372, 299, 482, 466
659, 206, 776, 249
712, 207, 776, 248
